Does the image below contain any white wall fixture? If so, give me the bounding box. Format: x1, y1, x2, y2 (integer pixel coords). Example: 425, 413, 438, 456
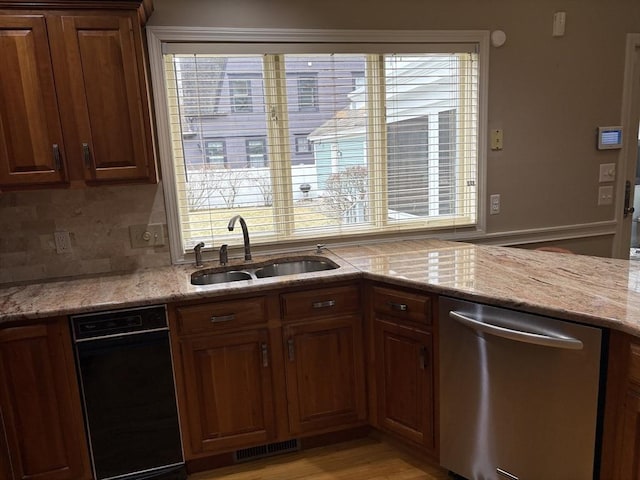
598, 186, 614, 206
491, 129, 504, 150
490, 30, 507, 47
553, 12, 566, 37
490, 194, 501, 214
599, 163, 616, 183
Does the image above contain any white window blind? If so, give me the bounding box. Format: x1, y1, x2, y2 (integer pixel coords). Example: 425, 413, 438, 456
160, 38, 481, 255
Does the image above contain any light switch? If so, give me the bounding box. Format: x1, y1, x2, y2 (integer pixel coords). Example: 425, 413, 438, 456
553, 11, 566, 37
599, 163, 616, 183
491, 129, 503, 151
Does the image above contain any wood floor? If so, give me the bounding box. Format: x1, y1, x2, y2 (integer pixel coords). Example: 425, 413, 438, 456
189, 437, 450, 480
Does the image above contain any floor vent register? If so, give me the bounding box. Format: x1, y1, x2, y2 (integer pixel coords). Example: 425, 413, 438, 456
234, 439, 300, 463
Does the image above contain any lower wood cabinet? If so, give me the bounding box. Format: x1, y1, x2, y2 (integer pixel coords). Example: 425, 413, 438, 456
616, 388, 640, 479
179, 329, 276, 455
374, 320, 434, 450
0, 318, 91, 480
283, 315, 366, 434
172, 296, 277, 459
171, 283, 367, 462
601, 331, 640, 479
368, 284, 437, 456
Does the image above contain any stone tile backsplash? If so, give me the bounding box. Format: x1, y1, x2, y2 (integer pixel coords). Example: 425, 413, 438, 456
0, 183, 171, 285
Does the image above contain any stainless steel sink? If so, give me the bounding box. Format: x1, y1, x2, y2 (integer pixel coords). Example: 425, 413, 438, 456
255, 258, 338, 278
191, 255, 339, 285
191, 270, 252, 285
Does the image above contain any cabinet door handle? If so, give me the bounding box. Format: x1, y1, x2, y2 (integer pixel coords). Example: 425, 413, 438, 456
210, 314, 235, 323
261, 343, 269, 367
389, 302, 408, 312
52, 144, 62, 171
419, 345, 427, 370
82, 143, 91, 168
312, 300, 336, 309
287, 338, 295, 361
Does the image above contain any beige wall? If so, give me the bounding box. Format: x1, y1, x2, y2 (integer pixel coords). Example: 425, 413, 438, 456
2, 0, 639, 285
0, 184, 171, 284
150, 0, 639, 233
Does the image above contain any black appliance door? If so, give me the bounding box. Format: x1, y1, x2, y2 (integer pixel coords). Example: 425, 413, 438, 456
76, 331, 183, 480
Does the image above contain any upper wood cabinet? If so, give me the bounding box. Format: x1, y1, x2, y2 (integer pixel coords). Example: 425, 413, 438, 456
0, 2, 157, 190
0, 15, 68, 186
0, 318, 91, 480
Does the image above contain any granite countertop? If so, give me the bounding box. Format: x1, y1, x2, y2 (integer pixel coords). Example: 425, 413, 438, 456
2, 239, 640, 336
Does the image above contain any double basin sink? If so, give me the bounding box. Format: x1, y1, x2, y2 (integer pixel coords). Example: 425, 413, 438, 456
191, 256, 339, 285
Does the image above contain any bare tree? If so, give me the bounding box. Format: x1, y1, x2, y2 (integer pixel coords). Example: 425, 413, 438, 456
246, 169, 273, 206
322, 165, 368, 224
218, 169, 245, 208
186, 166, 223, 211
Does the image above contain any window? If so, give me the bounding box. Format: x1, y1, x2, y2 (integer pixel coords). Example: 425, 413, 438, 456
150, 29, 486, 259
229, 78, 253, 112
296, 75, 319, 111
246, 137, 268, 167
351, 71, 365, 91
204, 140, 226, 166
295, 135, 312, 154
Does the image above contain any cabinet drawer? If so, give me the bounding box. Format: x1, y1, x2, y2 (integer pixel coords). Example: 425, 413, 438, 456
281, 285, 360, 321
629, 342, 640, 384
371, 286, 432, 326
176, 297, 267, 335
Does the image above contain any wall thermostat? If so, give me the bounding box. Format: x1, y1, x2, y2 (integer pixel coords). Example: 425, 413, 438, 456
597, 126, 623, 150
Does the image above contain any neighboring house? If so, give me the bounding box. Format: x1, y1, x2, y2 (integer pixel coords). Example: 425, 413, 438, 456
174, 55, 365, 170
309, 55, 464, 217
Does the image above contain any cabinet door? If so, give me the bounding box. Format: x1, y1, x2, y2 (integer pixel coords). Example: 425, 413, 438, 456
0, 319, 91, 480
616, 388, 640, 479
0, 15, 67, 187
283, 316, 366, 435
53, 13, 155, 183
374, 319, 435, 451
179, 329, 276, 456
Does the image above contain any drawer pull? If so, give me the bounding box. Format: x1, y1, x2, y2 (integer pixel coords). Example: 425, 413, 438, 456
210, 314, 235, 323
389, 302, 408, 312
287, 338, 295, 361
52, 144, 62, 171
82, 143, 91, 168
312, 300, 336, 309
419, 345, 427, 370
261, 343, 269, 367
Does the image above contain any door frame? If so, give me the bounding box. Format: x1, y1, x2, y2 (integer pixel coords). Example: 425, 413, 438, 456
613, 34, 640, 258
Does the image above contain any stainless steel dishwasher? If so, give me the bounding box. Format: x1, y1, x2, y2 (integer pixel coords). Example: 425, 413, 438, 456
439, 296, 604, 480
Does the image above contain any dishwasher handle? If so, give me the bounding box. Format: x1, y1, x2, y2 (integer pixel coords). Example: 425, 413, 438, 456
448, 311, 583, 350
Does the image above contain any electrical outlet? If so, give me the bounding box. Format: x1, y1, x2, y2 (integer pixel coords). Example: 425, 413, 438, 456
490, 194, 501, 215
129, 224, 165, 248
598, 186, 614, 205
54, 231, 72, 254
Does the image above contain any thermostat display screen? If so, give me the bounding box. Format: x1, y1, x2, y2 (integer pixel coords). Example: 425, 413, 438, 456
598, 126, 623, 150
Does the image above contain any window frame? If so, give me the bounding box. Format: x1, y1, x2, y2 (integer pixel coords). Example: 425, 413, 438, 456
245, 137, 268, 167
295, 74, 319, 111
228, 77, 253, 113
147, 27, 489, 264
204, 139, 227, 166
295, 134, 312, 154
